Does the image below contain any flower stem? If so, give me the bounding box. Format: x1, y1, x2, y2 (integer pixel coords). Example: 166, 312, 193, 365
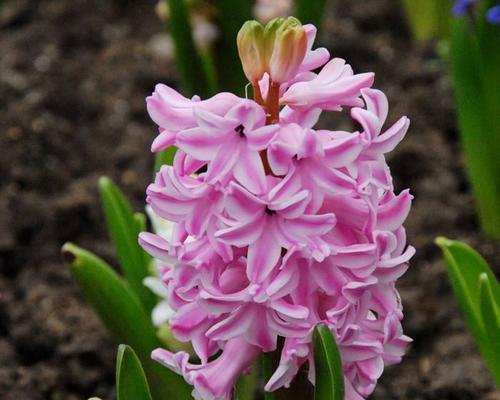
265, 81, 281, 125
253, 83, 265, 106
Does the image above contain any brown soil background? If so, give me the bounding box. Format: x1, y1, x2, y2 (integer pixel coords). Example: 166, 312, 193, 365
0, 0, 499, 399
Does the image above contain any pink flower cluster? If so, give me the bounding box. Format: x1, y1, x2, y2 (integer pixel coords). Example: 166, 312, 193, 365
139, 24, 414, 400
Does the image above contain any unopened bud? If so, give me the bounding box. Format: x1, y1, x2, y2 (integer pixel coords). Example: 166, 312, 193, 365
237, 21, 267, 84
267, 17, 307, 84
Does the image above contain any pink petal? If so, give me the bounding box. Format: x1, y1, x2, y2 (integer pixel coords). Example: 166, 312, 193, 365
225, 182, 266, 219
151, 129, 177, 152
206, 305, 256, 340
246, 125, 280, 150
271, 299, 309, 320
377, 190, 413, 231
176, 127, 225, 160
138, 232, 175, 263
205, 139, 241, 183
361, 88, 389, 124
233, 149, 267, 195
216, 215, 265, 247
247, 223, 282, 282
368, 116, 410, 156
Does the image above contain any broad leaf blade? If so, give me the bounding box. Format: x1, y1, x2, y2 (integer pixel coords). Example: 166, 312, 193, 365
116, 344, 153, 400
62, 243, 191, 399
435, 237, 485, 338
313, 324, 344, 400
450, 17, 500, 237
99, 177, 156, 313
436, 237, 500, 386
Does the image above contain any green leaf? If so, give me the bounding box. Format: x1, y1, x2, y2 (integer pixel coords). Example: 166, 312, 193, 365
214, 0, 253, 95
99, 177, 156, 313
296, 0, 328, 32
116, 345, 153, 400
261, 353, 276, 400
476, 0, 500, 185
62, 243, 191, 399
450, 16, 500, 238
313, 324, 344, 400
401, 0, 453, 41
436, 237, 500, 385
235, 359, 258, 400
165, 0, 211, 97
154, 147, 177, 172
478, 274, 500, 385
134, 212, 147, 233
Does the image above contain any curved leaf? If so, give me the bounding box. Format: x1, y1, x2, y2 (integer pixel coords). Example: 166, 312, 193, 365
116, 344, 153, 400
99, 177, 156, 313
313, 324, 344, 400
436, 237, 500, 386
62, 243, 191, 399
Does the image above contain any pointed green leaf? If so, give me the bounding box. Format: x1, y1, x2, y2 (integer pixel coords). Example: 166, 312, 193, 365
62, 243, 191, 399
313, 324, 344, 400
435, 237, 486, 340
99, 177, 156, 313
116, 345, 153, 400
436, 237, 500, 386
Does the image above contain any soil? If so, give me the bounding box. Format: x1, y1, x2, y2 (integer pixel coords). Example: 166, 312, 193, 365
0, 0, 499, 399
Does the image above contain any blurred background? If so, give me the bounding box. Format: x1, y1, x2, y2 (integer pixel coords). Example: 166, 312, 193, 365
0, 0, 499, 399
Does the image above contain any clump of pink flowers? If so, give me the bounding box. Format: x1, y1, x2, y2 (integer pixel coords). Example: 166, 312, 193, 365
139, 17, 414, 400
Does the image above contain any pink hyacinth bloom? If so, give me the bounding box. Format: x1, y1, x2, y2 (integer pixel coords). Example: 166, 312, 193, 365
153, 338, 260, 400
140, 21, 414, 400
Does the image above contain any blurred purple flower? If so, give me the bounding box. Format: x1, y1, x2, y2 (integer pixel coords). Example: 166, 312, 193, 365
486, 5, 500, 23
453, 0, 477, 15
453, 0, 500, 24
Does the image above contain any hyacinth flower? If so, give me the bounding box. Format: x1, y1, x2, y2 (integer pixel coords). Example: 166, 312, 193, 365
139, 17, 414, 400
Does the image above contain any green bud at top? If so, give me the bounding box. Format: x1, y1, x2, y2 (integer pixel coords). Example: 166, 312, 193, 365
237, 17, 307, 85
267, 17, 308, 84
237, 20, 267, 84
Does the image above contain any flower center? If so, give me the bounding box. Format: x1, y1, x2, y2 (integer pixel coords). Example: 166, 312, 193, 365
265, 207, 276, 216
235, 124, 245, 137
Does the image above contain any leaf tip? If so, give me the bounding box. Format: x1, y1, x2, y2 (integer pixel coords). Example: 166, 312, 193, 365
98, 175, 112, 188
61, 242, 78, 266
435, 236, 452, 248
